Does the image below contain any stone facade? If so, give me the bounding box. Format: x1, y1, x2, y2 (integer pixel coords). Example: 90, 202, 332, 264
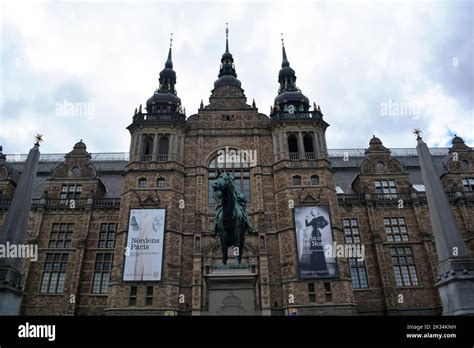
0, 43, 473, 316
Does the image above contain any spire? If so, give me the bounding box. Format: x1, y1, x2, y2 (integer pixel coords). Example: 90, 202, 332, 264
415, 129, 474, 315
281, 33, 290, 68
165, 33, 173, 69
214, 23, 241, 89
146, 33, 182, 115
225, 22, 229, 53
272, 34, 310, 113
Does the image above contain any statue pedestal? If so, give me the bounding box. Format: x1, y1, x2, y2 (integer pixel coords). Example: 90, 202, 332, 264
205, 266, 257, 315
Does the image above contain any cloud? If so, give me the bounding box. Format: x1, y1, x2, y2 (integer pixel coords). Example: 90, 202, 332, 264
1, 0, 472, 155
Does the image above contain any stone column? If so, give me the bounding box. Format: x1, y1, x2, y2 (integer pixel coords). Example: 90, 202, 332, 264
298, 132, 305, 159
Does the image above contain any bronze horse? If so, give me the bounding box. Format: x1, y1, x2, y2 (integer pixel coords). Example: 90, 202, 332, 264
211, 172, 256, 264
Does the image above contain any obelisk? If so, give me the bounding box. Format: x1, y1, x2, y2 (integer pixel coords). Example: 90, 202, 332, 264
0, 137, 41, 315
415, 129, 474, 315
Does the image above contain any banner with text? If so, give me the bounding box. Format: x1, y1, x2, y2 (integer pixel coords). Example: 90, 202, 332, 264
123, 209, 166, 281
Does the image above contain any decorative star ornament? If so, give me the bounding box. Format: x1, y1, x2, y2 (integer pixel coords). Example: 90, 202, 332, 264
413, 128, 422, 139
35, 133, 44, 144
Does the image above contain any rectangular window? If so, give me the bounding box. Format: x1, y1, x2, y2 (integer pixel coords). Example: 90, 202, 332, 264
384, 217, 409, 242
40, 253, 68, 293
60, 184, 82, 200
324, 282, 332, 302
308, 283, 316, 303
390, 246, 419, 287
92, 253, 113, 294
146, 286, 153, 306
462, 178, 474, 191
98, 223, 117, 248
129, 286, 137, 306
348, 258, 369, 289
48, 223, 74, 248
341, 218, 361, 244
374, 180, 397, 197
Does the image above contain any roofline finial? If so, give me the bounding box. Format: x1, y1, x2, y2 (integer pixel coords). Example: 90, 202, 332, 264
281, 32, 284, 47
170, 32, 173, 48
225, 23, 229, 53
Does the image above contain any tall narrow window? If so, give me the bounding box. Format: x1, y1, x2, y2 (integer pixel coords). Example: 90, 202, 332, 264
308, 283, 316, 303
342, 218, 368, 289
92, 253, 113, 294
129, 286, 137, 306
146, 286, 153, 306
390, 246, 419, 287
142, 136, 153, 162
158, 136, 169, 162
288, 134, 299, 159
303, 133, 314, 159
40, 253, 68, 293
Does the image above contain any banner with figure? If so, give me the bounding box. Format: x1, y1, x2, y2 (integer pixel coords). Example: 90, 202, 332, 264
123, 209, 166, 281
294, 206, 338, 279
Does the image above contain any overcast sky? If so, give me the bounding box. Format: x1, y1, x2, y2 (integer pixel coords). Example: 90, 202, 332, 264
1, 0, 472, 155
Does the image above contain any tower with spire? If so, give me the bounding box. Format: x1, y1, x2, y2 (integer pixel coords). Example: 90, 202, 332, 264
106, 34, 188, 315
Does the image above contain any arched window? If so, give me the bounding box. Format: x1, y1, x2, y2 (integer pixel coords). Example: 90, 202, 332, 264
142, 136, 153, 162
311, 175, 319, 186
293, 175, 302, 186
158, 136, 169, 162
138, 178, 147, 188
288, 134, 299, 159
303, 134, 314, 153
157, 178, 165, 188
208, 148, 250, 205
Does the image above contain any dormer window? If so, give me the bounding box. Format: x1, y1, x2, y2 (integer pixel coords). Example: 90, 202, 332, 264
375, 180, 397, 196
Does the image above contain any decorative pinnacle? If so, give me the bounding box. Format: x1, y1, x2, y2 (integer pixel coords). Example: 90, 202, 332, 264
226, 23, 229, 38
35, 133, 43, 145
413, 128, 422, 140
281, 33, 284, 47
170, 33, 173, 48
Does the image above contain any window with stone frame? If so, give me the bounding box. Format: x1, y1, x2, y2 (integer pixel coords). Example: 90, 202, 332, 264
156, 177, 166, 188
342, 218, 361, 244
40, 253, 68, 293
307, 283, 316, 303
138, 177, 147, 188
60, 184, 82, 200
208, 150, 250, 205
292, 175, 302, 186
98, 223, 116, 248
384, 217, 409, 242
311, 175, 320, 186
342, 218, 369, 289
92, 253, 113, 294
374, 179, 397, 197
462, 178, 474, 191
146, 286, 153, 306
390, 246, 419, 287
129, 286, 137, 306
48, 223, 74, 248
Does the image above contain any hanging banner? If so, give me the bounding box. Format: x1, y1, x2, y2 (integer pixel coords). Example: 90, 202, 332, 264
293, 205, 338, 279
123, 209, 166, 281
